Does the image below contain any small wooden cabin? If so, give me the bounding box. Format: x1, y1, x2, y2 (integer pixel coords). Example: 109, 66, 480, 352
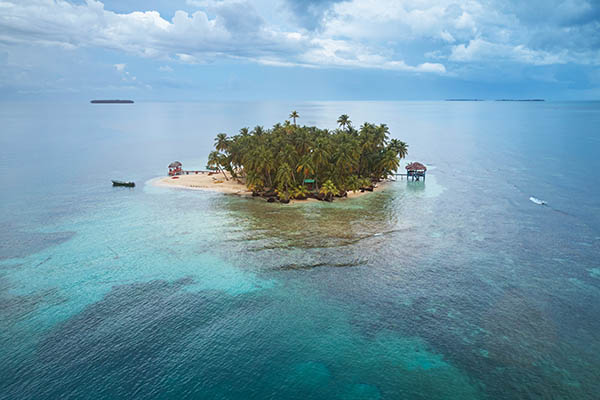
168, 161, 183, 176
303, 179, 315, 190
406, 162, 427, 181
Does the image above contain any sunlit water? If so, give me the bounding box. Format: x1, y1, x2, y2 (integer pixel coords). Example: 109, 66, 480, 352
1, 101, 599, 399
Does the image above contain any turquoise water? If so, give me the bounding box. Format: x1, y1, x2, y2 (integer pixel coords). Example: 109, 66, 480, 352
1, 101, 599, 399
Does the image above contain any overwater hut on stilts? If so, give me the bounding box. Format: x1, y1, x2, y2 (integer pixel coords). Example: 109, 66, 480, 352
405, 162, 427, 181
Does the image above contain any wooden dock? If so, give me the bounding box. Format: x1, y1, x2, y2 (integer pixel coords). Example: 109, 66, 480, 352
391, 173, 425, 181
181, 170, 212, 175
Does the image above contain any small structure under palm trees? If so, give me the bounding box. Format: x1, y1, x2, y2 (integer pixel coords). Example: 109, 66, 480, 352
303, 178, 315, 190
168, 161, 183, 176
406, 162, 427, 181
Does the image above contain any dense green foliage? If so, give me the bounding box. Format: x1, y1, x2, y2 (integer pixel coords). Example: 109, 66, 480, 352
207, 113, 408, 199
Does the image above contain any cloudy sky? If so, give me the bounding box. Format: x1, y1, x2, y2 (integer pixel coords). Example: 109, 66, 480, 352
1, 0, 599, 100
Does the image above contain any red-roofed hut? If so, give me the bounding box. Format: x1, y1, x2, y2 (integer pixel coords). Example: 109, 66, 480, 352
406, 162, 427, 181
168, 161, 183, 176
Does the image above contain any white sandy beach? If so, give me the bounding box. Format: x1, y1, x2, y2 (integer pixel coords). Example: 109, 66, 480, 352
153, 172, 252, 195
153, 172, 391, 202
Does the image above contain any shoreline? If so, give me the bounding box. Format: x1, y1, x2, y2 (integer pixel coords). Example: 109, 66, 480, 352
152, 173, 391, 203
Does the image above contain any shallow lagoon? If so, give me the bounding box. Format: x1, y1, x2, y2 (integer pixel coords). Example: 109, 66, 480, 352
1, 101, 599, 399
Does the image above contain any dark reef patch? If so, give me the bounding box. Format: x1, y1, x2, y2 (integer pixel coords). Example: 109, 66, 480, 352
0, 229, 75, 260
0, 278, 273, 400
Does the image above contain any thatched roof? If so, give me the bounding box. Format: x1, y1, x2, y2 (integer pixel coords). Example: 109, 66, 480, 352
406, 162, 427, 171
168, 161, 182, 168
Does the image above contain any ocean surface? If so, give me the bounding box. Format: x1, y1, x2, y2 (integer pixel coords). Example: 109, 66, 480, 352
1, 101, 599, 399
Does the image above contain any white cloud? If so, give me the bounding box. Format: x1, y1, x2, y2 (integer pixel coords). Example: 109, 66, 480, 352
185, 0, 240, 7
159, 65, 174, 72
440, 31, 455, 43
449, 38, 570, 65
416, 62, 447, 74
0, 0, 278, 59
111, 61, 141, 83
176, 53, 197, 63
321, 0, 478, 42
0, 0, 448, 74
0, 0, 597, 83
318, 0, 599, 67
300, 38, 446, 73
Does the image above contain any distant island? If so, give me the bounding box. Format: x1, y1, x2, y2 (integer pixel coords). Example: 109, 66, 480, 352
495, 99, 545, 102
445, 99, 545, 102
90, 100, 134, 104
156, 113, 409, 203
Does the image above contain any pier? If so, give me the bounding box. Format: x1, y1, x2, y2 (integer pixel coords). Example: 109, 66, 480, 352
182, 170, 212, 175
168, 161, 214, 176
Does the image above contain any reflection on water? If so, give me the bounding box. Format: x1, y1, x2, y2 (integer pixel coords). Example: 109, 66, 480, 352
224, 196, 399, 250
406, 180, 426, 192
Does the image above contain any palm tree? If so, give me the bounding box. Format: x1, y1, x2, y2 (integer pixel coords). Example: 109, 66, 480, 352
389, 139, 408, 159
373, 124, 389, 148
246, 171, 264, 192
378, 149, 400, 178
346, 175, 360, 193
214, 133, 229, 153
275, 162, 294, 193
337, 114, 351, 130
207, 151, 229, 181
291, 185, 309, 200
358, 177, 371, 189
294, 130, 312, 155
334, 140, 358, 175
320, 179, 340, 201
296, 155, 314, 178
227, 141, 244, 175
254, 146, 274, 188
283, 120, 294, 135
310, 138, 331, 188
252, 126, 265, 136
289, 110, 299, 126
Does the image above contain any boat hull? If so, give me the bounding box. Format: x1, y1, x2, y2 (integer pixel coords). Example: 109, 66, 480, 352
112, 180, 135, 187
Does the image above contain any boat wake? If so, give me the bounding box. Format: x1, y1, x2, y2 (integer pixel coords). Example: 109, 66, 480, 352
529, 196, 547, 206
528, 196, 575, 218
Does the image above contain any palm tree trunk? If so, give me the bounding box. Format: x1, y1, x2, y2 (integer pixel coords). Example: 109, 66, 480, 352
218, 166, 229, 181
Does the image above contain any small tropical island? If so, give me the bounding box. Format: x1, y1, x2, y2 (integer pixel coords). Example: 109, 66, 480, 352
156, 112, 409, 203
90, 99, 134, 104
